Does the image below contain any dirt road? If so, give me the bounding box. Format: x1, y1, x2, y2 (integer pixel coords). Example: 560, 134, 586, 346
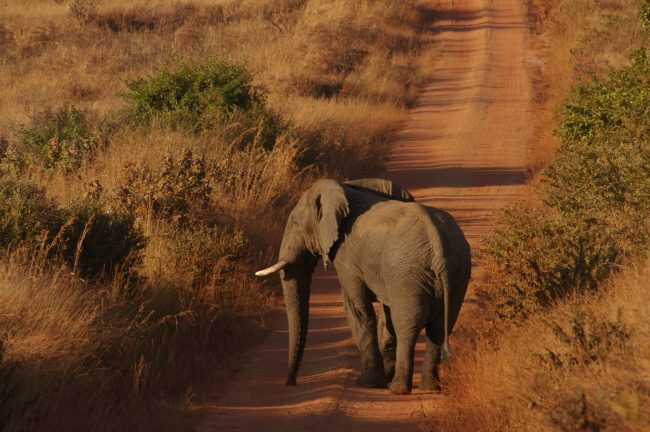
199, 0, 531, 429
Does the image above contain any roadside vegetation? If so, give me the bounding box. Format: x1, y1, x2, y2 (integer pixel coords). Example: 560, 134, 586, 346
438, 1, 650, 430
0, 1, 434, 430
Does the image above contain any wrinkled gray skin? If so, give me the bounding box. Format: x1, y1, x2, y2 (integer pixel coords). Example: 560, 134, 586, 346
266, 178, 471, 395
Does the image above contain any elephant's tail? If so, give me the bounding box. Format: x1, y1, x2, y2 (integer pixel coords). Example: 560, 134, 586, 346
441, 267, 452, 363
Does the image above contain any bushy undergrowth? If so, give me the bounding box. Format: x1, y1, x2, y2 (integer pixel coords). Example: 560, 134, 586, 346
62, 199, 146, 279
539, 310, 631, 370
485, 48, 650, 318
439, 256, 650, 432
642, 0, 650, 30
0, 178, 145, 280
164, 224, 246, 288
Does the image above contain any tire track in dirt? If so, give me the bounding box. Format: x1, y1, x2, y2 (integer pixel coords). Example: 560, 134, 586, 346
198, 0, 531, 430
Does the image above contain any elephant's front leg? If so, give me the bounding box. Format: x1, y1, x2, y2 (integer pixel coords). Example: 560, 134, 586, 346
341, 291, 387, 388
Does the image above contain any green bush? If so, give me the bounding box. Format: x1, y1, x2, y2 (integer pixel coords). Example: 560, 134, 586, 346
485, 49, 650, 318
0, 178, 62, 250
19, 105, 107, 174
115, 148, 212, 225
124, 59, 282, 148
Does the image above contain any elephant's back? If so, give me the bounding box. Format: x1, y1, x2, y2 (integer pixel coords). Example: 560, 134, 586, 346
352, 201, 471, 268
349, 201, 438, 265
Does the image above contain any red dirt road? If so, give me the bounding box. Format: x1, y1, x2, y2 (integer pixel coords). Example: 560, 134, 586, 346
199, 0, 532, 430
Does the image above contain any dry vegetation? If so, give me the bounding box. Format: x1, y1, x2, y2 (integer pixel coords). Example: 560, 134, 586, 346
440, 255, 650, 431
0, 0, 435, 430
437, 1, 650, 430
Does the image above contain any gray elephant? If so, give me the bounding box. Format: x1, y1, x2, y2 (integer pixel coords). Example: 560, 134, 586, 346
255, 178, 471, 394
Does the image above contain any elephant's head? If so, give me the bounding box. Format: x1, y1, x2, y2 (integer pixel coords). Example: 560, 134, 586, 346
256, 179, 348, 385
255, 178, 412, 386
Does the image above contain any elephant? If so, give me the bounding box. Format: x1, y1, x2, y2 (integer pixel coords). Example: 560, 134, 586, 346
255, 178, 471, 394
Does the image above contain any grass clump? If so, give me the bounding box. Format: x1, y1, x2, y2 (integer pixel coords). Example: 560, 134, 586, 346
438, 256, 650, 432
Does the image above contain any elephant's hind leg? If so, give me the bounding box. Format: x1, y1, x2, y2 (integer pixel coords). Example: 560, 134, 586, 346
342, 292, 387, 388
421, 318, 444, 393
378, 305, 396, 381
388, 300, 429, 395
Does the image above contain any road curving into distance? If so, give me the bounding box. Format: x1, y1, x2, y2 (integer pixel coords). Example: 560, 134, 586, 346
199, 0, 532, 429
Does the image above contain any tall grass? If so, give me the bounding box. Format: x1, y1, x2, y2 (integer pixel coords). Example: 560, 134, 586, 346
0, 249, 273, 432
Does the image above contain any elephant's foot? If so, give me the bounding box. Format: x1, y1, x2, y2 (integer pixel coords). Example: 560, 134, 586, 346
419, 378, 442, 393
389, 381, 412, 395
356, 370, 388, 388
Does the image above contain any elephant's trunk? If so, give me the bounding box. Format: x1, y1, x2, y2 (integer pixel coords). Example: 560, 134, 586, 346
280, 261, 314, 386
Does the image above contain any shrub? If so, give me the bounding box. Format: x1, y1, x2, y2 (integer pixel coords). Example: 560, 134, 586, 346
115, 148, 212, 224
0, 178, 144, 279
0, 178, 62, 250
484, 206, 621, 318
124, 59, 282, 148
19, 105, 107, 174
61, 198, 146, 279
0, 138, 27, 178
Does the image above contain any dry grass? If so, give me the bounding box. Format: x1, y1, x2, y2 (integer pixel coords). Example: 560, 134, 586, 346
0, 0, 437, 429
0, 248, 274, 431
526, 0, 647, 175
438, 254, 650, 431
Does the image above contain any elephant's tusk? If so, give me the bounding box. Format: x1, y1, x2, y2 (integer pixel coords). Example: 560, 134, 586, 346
254, 260, 288, 276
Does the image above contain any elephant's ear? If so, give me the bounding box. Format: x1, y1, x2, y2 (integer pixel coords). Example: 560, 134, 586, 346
314, 180, 349, 268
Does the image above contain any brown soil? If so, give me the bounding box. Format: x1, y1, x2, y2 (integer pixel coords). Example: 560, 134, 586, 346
198, 0, 532, 430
